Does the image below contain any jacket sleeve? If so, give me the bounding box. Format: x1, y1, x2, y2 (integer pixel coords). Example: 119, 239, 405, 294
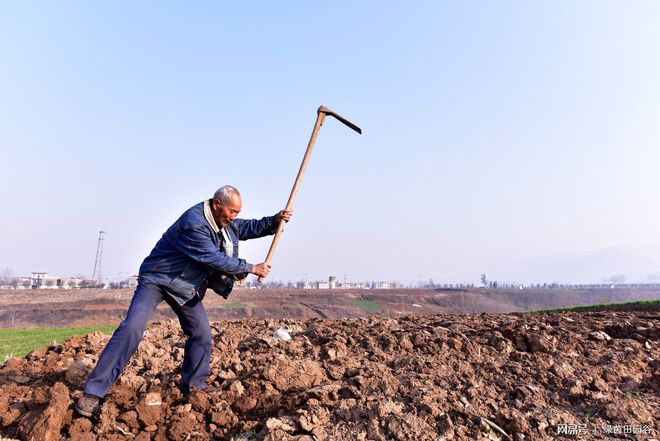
234, 215, 279, 240
172, 224, 253, 274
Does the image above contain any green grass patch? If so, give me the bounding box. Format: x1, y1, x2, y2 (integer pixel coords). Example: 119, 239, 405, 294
350, 300, 382, 311
624, 391, 642, 400
1, 325, 116, 360
536, 299, 659, 313
219, 302, 247, 309
583, 405, 606, 418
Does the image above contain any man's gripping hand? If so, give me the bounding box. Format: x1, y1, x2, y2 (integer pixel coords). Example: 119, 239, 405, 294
251, 263, 271, 278
276, 209, 293, 223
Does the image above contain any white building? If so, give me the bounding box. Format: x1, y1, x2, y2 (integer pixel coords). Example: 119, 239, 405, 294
119, 275, 139, 289
21, 273, 85, 289
30, 272, 62, 289
339, 282, 368, 289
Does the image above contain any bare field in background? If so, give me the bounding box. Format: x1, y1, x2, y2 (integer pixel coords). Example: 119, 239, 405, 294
1, 287, 659, 328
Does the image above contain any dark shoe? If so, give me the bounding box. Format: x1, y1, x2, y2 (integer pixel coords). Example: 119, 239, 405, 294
183, 385, 220, 397
75, 393, 101, 417
200, 385, 220, 394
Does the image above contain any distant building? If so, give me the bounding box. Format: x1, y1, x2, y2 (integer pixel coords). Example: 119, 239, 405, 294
329, 276, 337, 289
15, 277, 31, 289
339, 282, 368, 289
119, 275, 139, 289
7, 273, 87, 289
30, 272, 66, 289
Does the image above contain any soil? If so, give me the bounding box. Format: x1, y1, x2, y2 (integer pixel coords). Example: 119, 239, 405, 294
1, 287, 658, 328
0, 309, 658, 440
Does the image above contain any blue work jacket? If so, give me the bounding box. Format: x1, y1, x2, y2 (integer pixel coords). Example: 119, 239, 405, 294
139, 201, 278, 305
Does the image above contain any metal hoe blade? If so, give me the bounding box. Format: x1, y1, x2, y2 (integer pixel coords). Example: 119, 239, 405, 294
318, 106, 362, 134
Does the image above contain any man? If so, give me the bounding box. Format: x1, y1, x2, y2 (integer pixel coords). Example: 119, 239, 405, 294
76, 185, 291, 416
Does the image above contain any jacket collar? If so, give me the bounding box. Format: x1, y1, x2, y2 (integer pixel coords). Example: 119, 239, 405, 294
203, 199, 221, 234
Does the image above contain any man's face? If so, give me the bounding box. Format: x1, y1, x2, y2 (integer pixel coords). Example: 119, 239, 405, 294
212, 193, 242, 228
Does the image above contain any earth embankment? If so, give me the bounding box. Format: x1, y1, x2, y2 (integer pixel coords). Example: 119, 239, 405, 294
0, 287, 659, 328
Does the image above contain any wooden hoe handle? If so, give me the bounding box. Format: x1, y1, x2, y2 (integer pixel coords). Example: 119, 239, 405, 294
258, 106, 361, 282
258, 110, 326, 282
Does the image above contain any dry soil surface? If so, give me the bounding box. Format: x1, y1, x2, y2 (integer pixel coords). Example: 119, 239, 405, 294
0, 310, 658, 440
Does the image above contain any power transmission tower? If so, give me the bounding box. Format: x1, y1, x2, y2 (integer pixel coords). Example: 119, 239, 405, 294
92, 231, 106, 284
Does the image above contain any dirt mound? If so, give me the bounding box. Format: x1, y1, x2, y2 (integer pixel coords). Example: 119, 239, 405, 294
0, 311, 658, 440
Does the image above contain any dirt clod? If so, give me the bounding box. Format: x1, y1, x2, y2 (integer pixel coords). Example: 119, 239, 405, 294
16, 382, 69, 441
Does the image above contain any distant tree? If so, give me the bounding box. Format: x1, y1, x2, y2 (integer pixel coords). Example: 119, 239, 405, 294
1, 267, 16, 286
480, 273, 488, 288
43, 279, 56, 288
609, 274, 626, 284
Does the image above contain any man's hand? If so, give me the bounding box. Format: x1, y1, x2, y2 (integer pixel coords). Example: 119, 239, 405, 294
276, 209, 293, 223
251, 263, 271, 278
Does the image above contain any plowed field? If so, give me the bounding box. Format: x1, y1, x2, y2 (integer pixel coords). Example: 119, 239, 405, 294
1, 309, 658, 440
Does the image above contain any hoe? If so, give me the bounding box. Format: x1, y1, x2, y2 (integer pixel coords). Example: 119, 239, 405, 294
258, 106, 362, 282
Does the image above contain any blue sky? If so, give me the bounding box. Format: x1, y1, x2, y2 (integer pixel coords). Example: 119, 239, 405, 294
1, 2, 659, 285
